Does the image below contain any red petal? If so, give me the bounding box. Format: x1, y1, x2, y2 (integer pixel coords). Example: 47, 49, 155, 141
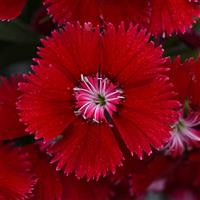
44, 0, 150, 26
102, 23, 165, 88
167, 56, 200, 109
38, 24, 100, 81
26, 145, 62, 200
49, 119, 123, 180
17, 65, 76, 142
149, 0, 200, 36
167, 57, 193, 104
113, 78, 180, 158
0, 0, 27, 20
0, 75, 26, 140
189, 57, 200, 109
62, 175, 112, 200
0, 144, 36, 199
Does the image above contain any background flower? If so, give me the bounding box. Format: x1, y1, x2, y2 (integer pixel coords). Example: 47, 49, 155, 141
44, 0, 200, 36
0, 75, 27, 140
163, 57, 200, 157
0, 144, 36, 199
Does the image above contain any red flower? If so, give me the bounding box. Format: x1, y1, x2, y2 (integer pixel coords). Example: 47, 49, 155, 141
0, 75, 27, 140
164, 57, 200, 157
189, 57, 200, 109
17, 23, 179, 179
0, 144, 36, 199
44, 0, 200, 36
166, 57, 193, 105
0, 0, 27, 20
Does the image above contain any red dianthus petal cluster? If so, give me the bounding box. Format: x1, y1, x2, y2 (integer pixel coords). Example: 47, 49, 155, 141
0, 0, 199, 199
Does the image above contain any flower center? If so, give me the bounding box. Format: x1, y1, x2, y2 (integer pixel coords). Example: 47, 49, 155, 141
73, 74, 124, 123
164, 112, 200, 157
172, 113, 200, 136
173, 119, 185, 133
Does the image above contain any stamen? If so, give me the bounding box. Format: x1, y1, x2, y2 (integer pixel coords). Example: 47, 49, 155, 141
73, 87, 93, 95
105, 90, 123, 98
78, 102, 91, 112
73, 74, 124, 123
82, 75, 97, 93
107, 96, 125, 102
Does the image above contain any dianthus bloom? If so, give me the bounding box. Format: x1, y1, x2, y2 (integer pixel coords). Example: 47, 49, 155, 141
44, 0, 200, 36
17, 23, 179, 179
164, 57, 200, 157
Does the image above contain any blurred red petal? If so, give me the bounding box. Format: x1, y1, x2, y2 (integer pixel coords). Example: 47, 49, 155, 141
62, 175, 112, 200
167, 57, 193, 104
0, 75, 27, 140
189, 57, 200, 109
44, 0, 150, 26
167, 56, 200, 109
149, 0, 200, 36
49, 119, 123, 180
0, 144, 36, 199
0, 0, 27, 20
130, 156, 174, 196
26, 145, 62, 200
